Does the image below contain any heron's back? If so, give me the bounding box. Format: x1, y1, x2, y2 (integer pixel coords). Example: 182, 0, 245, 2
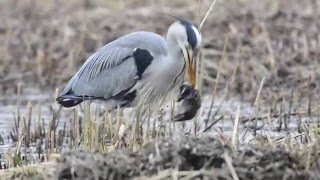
57, 31, 170, 108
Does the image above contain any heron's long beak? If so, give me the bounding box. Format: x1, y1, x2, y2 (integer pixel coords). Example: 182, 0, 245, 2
182, 47, 196, 88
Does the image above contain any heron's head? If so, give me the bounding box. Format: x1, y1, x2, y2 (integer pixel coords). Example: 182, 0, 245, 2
168, 20, 202, 88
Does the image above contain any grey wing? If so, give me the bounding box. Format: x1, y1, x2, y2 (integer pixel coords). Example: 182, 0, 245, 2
67, 45, 136, 98
58, 31, 167, 107
61, 41, 137, 99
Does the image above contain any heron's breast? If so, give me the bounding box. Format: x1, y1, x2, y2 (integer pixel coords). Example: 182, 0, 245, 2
148, 56, 182, 83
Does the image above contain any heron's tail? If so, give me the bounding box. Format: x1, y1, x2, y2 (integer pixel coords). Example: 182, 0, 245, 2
56, 95, 83, 108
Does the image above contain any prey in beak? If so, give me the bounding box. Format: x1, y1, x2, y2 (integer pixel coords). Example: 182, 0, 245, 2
175, 47, 200, 121
182, 46, 196, 88
174, 82, 201, 121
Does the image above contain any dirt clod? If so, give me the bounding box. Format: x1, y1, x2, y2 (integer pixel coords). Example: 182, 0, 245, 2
53, 136, 319, 180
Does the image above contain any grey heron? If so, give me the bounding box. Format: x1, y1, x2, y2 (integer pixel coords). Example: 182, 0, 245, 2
56, 19, 202, 110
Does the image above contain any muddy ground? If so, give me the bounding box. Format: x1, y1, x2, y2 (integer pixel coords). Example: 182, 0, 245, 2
5, 135, 320, 179
1, 0, 320, 179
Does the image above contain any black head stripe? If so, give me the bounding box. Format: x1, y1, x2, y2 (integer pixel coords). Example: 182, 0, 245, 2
179, 20, 197, 49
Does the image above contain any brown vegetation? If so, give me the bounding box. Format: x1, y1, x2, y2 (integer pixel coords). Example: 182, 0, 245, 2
1, 0, 320, 179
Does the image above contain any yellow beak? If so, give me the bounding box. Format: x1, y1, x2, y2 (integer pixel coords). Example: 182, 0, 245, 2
182, 47, 196, 88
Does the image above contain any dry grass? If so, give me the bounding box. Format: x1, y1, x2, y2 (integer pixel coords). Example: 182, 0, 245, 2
1, 0, 320, 179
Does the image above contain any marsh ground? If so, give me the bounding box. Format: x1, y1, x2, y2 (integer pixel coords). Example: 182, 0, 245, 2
1, 0, 320, 179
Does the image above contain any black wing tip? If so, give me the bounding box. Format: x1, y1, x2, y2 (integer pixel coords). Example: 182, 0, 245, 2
56, 96, 83, 108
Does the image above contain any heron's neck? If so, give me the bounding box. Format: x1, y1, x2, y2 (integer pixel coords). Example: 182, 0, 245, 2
164, 33, 185, 88
166, 34, 183, 65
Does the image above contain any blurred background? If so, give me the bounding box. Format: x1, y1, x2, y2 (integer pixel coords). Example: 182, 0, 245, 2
1, 0, 320, 168
1, 0, 320, 101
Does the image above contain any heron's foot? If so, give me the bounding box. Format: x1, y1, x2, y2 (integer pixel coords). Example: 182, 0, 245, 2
174, 82, 202, 121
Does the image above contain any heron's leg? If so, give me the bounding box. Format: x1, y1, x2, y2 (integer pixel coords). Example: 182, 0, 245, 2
143, 107, 152, 143
113, 105, 122, 141
129, 106, 143, 149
